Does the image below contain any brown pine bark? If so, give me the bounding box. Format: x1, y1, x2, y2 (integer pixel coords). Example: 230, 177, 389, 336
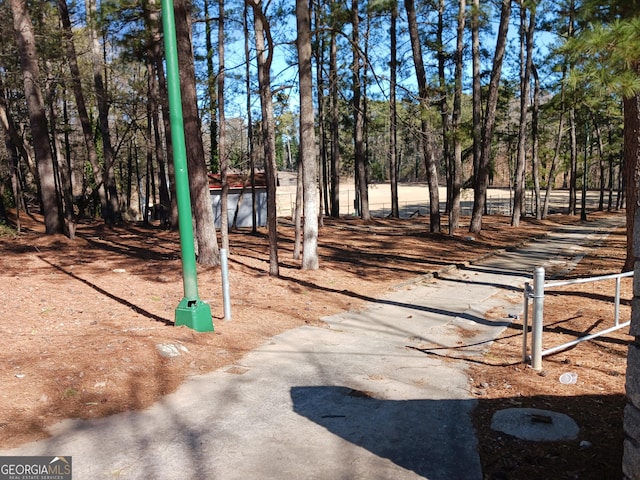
174, 0, 220, 266
471, 0, 481, 187
249, 0, 279, 276
313, 2, 329, 219
449, 0, 466, 233
297, 0, 319, 270
437, 0, 451, 215
329, 29, 341, 218
351, 0, 370, 221
405, 0, 440, 232
512, 4, 536, 227
531, 63, 542, 220
145, 0, 177, 227
10, 0, 62, 234
623, 93, 640, 272
569, 107, 579, 215
85, 0, 120, 224
57, 0, 108, 221
389, 1, 399, 218
470, 0, 511, 234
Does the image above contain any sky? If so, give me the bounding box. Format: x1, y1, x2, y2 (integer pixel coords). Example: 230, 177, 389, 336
188, 0, 561, 120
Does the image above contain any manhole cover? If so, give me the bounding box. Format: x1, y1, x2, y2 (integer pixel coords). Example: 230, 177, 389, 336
490, 407, 579, 441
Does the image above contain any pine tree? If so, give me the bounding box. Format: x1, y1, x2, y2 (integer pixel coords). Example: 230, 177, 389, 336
10, 0, 63, 234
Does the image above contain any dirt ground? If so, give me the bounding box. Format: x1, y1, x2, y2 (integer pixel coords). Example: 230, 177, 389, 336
0, 208, 629, 479
470, 212, 630, 480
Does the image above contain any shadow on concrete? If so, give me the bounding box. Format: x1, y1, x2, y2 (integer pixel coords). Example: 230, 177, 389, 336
291, 386, 624, 480
290, 385, 480, 480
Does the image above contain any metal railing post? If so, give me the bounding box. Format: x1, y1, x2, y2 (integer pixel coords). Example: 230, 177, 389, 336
221, 248, 232, 321
531, 267, 545, 371
522, 282, 531, 362
525, 269, 631, 360
615, 276, 621, 326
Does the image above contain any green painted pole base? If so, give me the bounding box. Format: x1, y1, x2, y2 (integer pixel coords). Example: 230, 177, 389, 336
175, 298, 214, 332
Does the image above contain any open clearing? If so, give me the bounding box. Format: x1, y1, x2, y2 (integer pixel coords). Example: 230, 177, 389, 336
0, 192, 628, 478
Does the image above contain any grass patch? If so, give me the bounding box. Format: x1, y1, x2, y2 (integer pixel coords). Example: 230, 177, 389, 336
0, 221, 17, 238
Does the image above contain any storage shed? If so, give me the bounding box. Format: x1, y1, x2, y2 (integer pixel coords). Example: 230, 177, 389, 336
209, 173, 267, 228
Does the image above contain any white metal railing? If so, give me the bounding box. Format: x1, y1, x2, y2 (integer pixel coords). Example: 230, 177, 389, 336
522, 266, 633, 370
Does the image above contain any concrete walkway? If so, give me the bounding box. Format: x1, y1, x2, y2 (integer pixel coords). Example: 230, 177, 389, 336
0, 215, 624, 479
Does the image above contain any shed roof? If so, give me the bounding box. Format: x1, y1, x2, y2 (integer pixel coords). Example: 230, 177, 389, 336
208, 172, 267, 190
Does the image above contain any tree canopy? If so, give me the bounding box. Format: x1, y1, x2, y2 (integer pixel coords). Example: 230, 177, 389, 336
0, 0, 636, 262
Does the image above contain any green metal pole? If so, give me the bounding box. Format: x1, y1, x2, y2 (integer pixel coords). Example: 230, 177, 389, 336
161, 0, 213, 332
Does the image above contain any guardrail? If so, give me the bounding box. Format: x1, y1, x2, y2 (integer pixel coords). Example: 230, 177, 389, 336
522, 266, 632, 370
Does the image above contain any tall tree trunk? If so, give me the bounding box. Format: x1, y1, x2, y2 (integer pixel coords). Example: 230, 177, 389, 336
363, 9, 371, 206
57, 0, 108, 222
1, 115, 21, 230
512, 2, 536, 226
0, 81, 22, 229
85, 0, 119, 224
144, 150, 151, 223
389, 0, 399, 218
250, 0, 279, 276
49, 85, 75, 238
146, 57, 171, 221
623, 93, 640, 272
145, 0, 178, 227
580, 120, 589, 221
471, 0, 482, 186
293, 159, 303, 259
204, 0, 219, 173
329, 28, 341, 218
437, 0, 451, 215
126, 142, 133, 211
352, 0, 369, 221
297, 0, 319, 270
174, 0, 220, 265
531, 63, 542, 220
243, 2, 257, 234
592, 118, 605, 211
449, 0, 466, 233
623, 61, 640, 480
607, 128, 615, 211
569, 106, 578, 215
0, 73, 35, 206
565, 0, 577, 217
618, 156, 624, 210
313, 2, 329, 218
405, 0, 440, 232
470, 0, 511, 234
542, 61, 568, 219
543, 113, 566, 218
623, 27, 640, 469
218, 0, 229, 250
10, 0, 62, 234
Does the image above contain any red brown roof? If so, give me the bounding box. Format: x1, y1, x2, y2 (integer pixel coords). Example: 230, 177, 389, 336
208, 172, 267, 190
